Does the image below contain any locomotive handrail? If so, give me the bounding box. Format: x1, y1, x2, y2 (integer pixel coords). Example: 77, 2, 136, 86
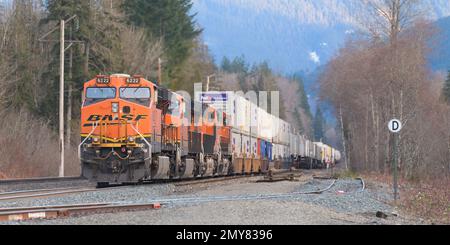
130, 123, 152, 161
78, 122, 99, 160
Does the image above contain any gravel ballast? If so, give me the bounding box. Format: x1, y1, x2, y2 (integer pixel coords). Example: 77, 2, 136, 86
0, 176, 425, 225
0, 179, 94, 193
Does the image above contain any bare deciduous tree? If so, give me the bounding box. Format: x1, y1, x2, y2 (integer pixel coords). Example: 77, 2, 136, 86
119, 27, 163, 79
320, 19, 449, 179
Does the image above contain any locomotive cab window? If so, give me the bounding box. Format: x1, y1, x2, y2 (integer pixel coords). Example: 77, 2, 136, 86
120, 88, 151, 106
84, 87, 116, 106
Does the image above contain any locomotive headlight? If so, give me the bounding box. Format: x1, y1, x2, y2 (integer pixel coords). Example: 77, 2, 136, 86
112, 102, 119, 113
128, 136, 135, 143
92, 137, 100, 143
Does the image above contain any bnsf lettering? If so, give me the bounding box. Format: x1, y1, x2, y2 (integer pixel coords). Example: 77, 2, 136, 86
87, 114, 147, 122
135, 115, 147, 121
102, 115, 113, 121
122, 114, 134, 121
87, 115, 101, 122
83, 114, 148, 127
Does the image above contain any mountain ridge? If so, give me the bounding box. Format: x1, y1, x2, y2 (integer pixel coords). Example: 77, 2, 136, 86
193, 0, 450, 73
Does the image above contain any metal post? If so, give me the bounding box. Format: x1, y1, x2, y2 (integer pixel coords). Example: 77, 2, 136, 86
393, 133, 399, 201
388, 119, 402, 203
39, 15, 79, 178
59, 19, 65, 178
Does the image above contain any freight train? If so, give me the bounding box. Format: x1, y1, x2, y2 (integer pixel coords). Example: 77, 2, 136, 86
79, 74, 341, 184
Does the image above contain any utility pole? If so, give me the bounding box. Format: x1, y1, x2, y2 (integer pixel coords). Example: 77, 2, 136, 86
59, 19, 65, 177
39, 15, 81, 178
66, 26, 73, 147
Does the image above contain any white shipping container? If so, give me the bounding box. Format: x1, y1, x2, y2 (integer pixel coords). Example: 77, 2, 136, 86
314, 142, 324, 161
272, 143, 279, 160
281, 120, 290, 145
242, 135, 251, 157
289, 133, 298, 156
272, 115, 280, 144
299, 136, 306, 157
251, 137, 258, 158
282, 145, 288, 159
257, 108, 270, 139
233, 96, 246, 132
232, 133, 242, 157
306, 140, 313, 159
265, 112, 274, 141
250, 102, 258, 137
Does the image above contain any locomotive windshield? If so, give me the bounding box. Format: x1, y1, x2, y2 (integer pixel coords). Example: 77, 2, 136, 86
85, 87, 116, 106
120, 88, 151, 106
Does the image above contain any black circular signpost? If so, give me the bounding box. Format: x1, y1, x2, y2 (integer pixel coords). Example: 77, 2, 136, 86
389, 119, 402, 202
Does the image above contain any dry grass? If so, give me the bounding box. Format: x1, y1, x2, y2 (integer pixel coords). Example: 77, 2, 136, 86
0, 110, 80, 179
401, 178, 450, 224
363, 172, 450, 224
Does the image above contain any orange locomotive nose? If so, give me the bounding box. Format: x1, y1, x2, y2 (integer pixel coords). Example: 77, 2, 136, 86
81, 74, 154, 144
79, 74, 157, 183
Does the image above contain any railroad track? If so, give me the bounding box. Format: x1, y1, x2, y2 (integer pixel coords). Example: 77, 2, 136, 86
0, 176, 367, 222
149, 178, 338, 205
0, 176, 85, 185
149, 177, 366, 205
0, 202, 161, 222
172, 175, 253, 187
0, 187, 98, 202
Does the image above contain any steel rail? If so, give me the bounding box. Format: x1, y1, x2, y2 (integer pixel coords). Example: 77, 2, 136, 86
0, 176, 84, 185
172, 175, 251, 187
0, 202, 161, 222
0, 187, 97, 202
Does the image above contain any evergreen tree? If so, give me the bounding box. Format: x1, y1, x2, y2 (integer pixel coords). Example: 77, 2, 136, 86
289, 75, 313, 136
41, 0, 122, 126
122, 0, 201, 80
314, 107, 325, 142
443, 70, 450, 103
294, 75, 312, 118
221, 56, 231, 72
40, 0, 95, 125
230, 55, 249, 74
4, 1, 46, 112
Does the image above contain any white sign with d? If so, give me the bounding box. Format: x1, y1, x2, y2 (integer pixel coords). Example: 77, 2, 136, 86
388, 119, 402, 133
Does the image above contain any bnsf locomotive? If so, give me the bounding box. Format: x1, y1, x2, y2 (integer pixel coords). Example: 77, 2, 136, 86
79, 74, 341, 184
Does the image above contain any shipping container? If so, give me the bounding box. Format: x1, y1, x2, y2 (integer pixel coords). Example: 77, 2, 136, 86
231, 132, 242, 157
251, 137, 258, 158
250, 102, 258, 137
289, 133, 295, 156
299, 135, 306, 157
271, 115, 280, 143
267, 142, 273, 161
